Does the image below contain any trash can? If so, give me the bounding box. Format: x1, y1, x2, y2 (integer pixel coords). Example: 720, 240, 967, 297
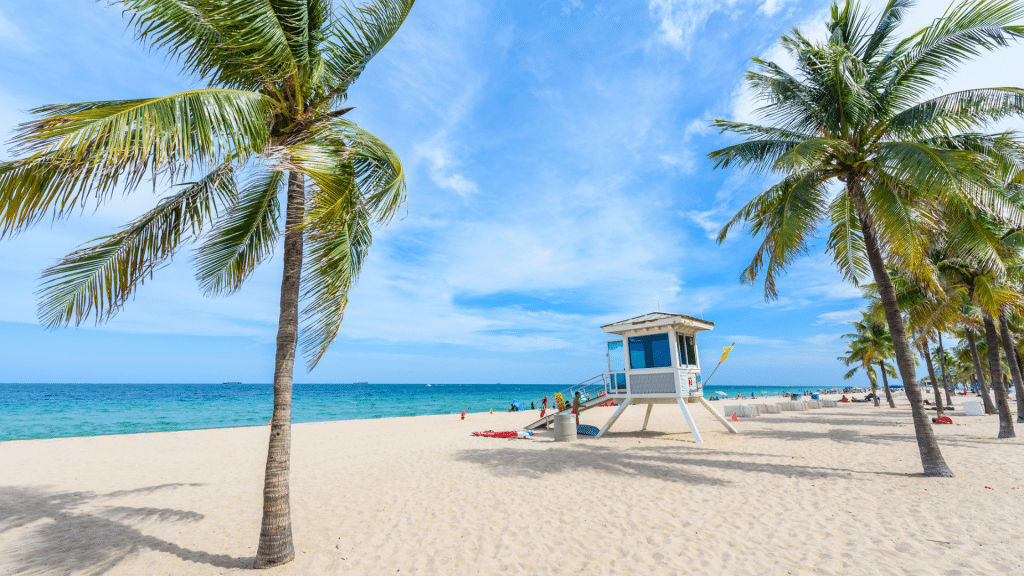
554, 413, 577, 442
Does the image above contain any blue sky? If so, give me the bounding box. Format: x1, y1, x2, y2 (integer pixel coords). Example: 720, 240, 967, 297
1, 0, 1023, 385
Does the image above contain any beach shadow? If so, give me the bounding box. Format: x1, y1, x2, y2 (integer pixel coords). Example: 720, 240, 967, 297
454, 444, 902, 484
0, 484, 253, 575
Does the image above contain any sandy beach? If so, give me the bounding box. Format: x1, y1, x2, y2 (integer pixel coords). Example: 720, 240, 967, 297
2, 394, 1022, 576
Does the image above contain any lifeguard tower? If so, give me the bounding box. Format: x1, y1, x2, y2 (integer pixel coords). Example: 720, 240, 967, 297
526, 312, 738, 442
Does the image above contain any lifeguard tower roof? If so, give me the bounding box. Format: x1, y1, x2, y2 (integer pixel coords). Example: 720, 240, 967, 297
601, 312, 714, 336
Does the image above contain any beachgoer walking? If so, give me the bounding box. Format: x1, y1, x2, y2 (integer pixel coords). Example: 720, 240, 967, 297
541, 396, 548, 418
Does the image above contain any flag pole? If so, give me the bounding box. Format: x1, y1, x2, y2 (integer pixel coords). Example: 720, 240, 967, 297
701, 342, 735, 388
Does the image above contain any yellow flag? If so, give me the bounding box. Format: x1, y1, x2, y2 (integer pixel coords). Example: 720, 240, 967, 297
720, 343, 735, 363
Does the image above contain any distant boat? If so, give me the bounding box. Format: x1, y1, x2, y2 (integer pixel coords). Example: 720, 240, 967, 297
426, 384, 432, 387
223, 381, 242, 385
354, 381, 368, 384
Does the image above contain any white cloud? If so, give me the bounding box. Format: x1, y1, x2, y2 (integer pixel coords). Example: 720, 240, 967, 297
416, 135, 479, 198
562, 0, 585, 16
757, 0, 788, 17
802, 332, 845, 347
726, 334, 788, 346
816, 308, 863, 325
648, 0, 739, 55
683, 209, 722, 239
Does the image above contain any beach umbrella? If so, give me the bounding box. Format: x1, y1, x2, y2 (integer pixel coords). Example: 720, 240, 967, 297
715, 391, 728, 397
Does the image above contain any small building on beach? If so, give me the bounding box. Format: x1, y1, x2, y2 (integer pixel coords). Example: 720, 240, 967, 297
527, 312, 737, 442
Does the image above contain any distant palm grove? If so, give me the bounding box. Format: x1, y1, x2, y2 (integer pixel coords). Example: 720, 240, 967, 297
712, 0, 1024, 478
3, 0, 1024, 568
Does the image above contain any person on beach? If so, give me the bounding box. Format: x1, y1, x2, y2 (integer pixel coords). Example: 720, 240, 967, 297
573, 391, 581, 425
540, 396, 548, 418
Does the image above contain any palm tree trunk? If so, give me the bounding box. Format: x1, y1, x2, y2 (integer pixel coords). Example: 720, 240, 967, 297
850, 181, 952, 476
998, 314, 1024, 424
1017, 347, 1024, 421
965, 328, 997, 414
981, 314, 1015, 438
937, 333, 953, 406
879, 359, 896, 408
922, 342, 943, 417
254, 171, 304, 568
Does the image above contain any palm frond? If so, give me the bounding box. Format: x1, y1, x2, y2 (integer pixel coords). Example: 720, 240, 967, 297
36, 163, 236, 327
721, 171, 831, 300
194, 170, 283, 295
886, 0, 1024, 108
863, 0, 915, 62
826, 190, 870, 284
889, 88, 1024, 137
300, 204, 372, 368
320, 0, 416, 105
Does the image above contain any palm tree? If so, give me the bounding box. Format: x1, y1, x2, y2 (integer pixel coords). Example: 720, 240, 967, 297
920, 337, 945, 416
936, 249, 1019, 437
963, 324, 999, 412
710, 0, 1024, 476
840, 311, 898, 407
935, 335, 954, 406
998, 313, 1024, 421
0, 0, 415, 567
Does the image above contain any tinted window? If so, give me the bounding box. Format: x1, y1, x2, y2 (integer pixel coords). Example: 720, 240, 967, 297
628, 333, 671, 369
607, 340, 625, 371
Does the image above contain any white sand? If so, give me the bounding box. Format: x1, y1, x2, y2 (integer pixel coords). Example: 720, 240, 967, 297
2, 394, 1022, 575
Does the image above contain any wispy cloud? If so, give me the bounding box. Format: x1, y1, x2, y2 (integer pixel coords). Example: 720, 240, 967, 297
802, 332, 845, 347
0, 8, 33, 52
757, 0, 790, 17
648, 1, 743, 55
415, 134, 479, 198
726, 334, 789, 347
816, 308, 863, 325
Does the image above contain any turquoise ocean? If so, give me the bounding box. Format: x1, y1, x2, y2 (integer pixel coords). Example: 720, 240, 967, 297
0, 383, 809, 442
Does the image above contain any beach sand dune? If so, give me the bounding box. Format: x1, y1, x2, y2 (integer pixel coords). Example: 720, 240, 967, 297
1, 397, 1022, 575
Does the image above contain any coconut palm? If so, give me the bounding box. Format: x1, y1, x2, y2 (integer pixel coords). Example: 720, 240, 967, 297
0, 0, 415, 567
710, 0, 1024, 475
840, 311, 898, 407
935, 254, 1020, 435
934, 336, 954, 406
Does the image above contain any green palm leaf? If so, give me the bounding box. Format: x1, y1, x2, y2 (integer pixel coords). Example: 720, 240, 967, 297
300, 205, 372, 368
886, 0, 1024, 107
320, 0, 415, 103
194, 170, 283, 295
37, 163, 236, 327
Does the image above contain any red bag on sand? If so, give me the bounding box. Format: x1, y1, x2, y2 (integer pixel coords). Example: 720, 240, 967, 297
933, 416, 953, 424
731, 412, 738, 422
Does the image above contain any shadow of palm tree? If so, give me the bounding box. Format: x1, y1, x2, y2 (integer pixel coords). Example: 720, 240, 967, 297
0, 484, 252, 575
454, 444, 908, 484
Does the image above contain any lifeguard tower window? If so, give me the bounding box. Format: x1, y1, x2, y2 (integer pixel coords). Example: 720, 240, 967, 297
678, 334, 697, 366
607, 340, 625, 371
628, 334, 672, 369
